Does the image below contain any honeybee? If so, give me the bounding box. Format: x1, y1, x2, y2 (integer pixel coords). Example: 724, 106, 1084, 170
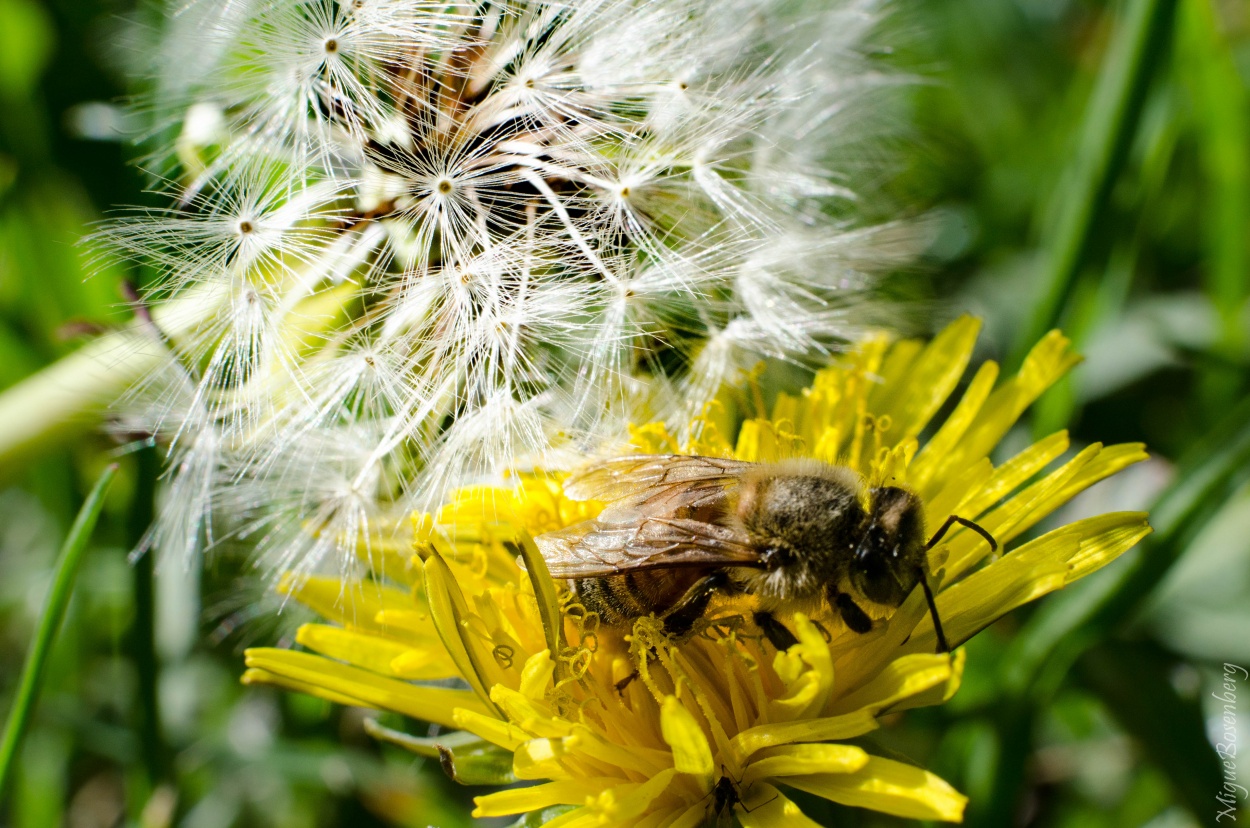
535, 455, 997, 653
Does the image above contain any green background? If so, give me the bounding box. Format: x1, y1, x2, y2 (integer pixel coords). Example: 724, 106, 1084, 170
0, 0, 1246, 825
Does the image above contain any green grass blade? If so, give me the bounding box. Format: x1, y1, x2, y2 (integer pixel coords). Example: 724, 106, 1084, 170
1179, 0, 1249, 407
0, 464, 118, 798
1010, 0, 1177, 369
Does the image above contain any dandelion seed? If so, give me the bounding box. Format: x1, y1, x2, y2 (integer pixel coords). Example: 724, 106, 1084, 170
242, 319, 1152, 825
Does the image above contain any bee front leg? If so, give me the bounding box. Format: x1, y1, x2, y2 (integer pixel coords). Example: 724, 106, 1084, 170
661, 570, 734, 640
825, 583, 873, 635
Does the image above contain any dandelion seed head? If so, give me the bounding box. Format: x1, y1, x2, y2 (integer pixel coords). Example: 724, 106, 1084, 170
100, 0, 912, 577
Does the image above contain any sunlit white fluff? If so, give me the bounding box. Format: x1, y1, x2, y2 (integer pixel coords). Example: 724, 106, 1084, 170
100, 0, 911, 578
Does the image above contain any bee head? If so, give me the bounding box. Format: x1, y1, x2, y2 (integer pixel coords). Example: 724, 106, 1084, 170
851, 487, 926, 607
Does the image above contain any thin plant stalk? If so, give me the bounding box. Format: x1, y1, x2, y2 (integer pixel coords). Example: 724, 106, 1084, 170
0, 464, 118, 798
129, 447, 166, 790
1180, 0, 1250, 409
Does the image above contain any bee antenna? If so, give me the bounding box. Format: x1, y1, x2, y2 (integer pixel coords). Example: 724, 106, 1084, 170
925, 515, 998, 554
916, 568, 949, 653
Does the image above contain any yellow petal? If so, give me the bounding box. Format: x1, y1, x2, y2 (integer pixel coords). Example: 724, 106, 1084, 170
730, 709, 878, 761
515, 533, 566, 669
873, 315, 981, 442
923, 458, 994, 536
918, 536, 1073, 652
242, 648, 489, 728
954, 431, 1070, 520
944, 442, 1146, 579
353, 532, 419, 588
736, 783, 825, 828
534, 807, 595, 828
513, 737, 572, 780
387, 646, 462, 680
566, 725, 676, 777
519, 649, 555, 700
422, 548, 499, 712
911, 512, 1150, 651
767, 615, 834, 721
635, 804, 693, 828
1066, 511, 1153, 581
453, 708, 528, 751
241, 668, 364, 708
661, 696, 715, 777
743, 743, 869, 783
892, 648, 966, 713
585, 768, 678, 823
869, 338, 925, 416
293, 623, 458, 681
936, 330, 1080, 482
668, 800, 714, 828
781, 756, 967, 822
490, 685, 574, 739
828, 652, 956, 717
910, 360, 999, 498
472, 778, 618, 817
279, 574, 415, 634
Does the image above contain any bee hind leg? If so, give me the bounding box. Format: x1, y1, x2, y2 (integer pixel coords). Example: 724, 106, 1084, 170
660, 570, 734, 640
752, 611, 798, 650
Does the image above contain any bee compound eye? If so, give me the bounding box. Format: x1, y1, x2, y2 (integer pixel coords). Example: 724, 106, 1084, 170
853, 557, 907, 607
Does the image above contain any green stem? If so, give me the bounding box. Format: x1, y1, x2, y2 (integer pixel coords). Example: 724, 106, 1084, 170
0, 285, 224, 469
129, 448, 165, 788
1009, 0, 1177, 370
0, 279, 361, 472
0, 464, 118, 798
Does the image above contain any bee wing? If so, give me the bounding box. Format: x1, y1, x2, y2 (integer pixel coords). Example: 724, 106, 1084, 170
564, 454, 751, 516
537, 516, 760, 578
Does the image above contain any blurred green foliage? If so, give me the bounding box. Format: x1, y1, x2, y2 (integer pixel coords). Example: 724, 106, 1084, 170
0, 0, 1247, 826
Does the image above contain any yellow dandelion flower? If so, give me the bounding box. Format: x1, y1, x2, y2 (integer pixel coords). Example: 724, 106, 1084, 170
242, 317, 1151, 826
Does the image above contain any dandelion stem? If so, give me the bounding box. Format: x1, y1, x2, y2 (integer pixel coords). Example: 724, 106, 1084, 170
1009, 0, 1177, 370
0, 331, 157, 465
0, 284, 225, 468
129, 447, 166, 788
0, 464, 118, 798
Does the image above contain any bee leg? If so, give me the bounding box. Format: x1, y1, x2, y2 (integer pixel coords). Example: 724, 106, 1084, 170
826, 584, 873, 635
752, 611, 798, 650
916, 568, 950, 653
615, 670, 639, 693
660, 570, 733, 640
